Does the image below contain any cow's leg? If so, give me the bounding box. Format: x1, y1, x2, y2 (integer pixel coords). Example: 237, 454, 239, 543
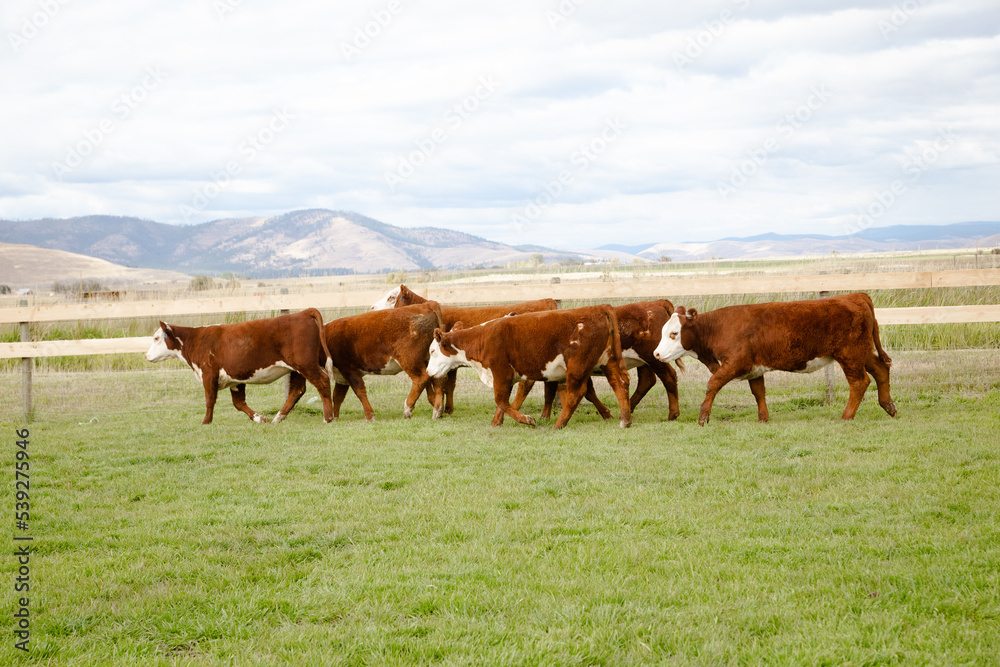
866, 353, 897, 417
510, 380, 535, 411
344, 372, 376, 421
492, 371, 535, 427
229, 383, 267, 423
541, 381, 558, 419
602, 361, 632, 429
201, 373, 220, 425
838, 360, 871, 420
273, 372, 306, 424
491, 404, 505, 425
659, 363, 681, 421
412, 372, 445, 419
553, 374, 589, 429
699, 366, 740, 426
405, 372, 441, 419
295, 366, 335, 423
584, 378, 612, 419
629, 365, 657, 411
747, 376, 769, 422
332, 382, 350, 419
443, 369, 458, 415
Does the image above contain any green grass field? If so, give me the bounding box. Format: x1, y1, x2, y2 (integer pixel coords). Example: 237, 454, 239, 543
2, 360, 999, 665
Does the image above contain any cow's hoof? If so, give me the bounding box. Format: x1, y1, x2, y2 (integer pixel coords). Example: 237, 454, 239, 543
619, 419, 631, 429
403, 410, 413, 419
253, 413, 270, 424
272, 413, 285, 424
884, 401, 898, 417
524, 416, 537, 427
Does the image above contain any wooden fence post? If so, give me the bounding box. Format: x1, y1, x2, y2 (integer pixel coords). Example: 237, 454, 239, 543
19, 299, 32, 421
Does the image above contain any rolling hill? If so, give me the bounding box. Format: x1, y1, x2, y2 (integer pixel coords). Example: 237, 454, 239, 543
0, 242, 190, 290
1, 210, 997, 283
0, 210, 584, 278
601, 222, 1000, 262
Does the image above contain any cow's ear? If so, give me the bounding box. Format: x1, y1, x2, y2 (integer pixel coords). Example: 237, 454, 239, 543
686, 308, 698, 322
433, 328, 444, 344
452, 321, 464, 331
674, 306, 686, 318
160, 321, 172, 336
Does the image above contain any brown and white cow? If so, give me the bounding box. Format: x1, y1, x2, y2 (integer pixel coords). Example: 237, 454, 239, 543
427, 305, 632, 429
513, 299, 682, 421
653, 293, 897, 425
323, 301, 446, 421
144, 308, 335, 424
372, 284, 560, 414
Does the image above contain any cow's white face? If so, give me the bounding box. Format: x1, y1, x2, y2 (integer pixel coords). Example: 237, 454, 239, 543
145, 327, 183, 363
653, 313, 689, 363
371, 286, 401, 311
427, 339, 469, 378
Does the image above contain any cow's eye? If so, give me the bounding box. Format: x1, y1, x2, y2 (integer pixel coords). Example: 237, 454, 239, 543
669, 332, 677, 339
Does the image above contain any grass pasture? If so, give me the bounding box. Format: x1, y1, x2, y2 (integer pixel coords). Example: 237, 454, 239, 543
2, 359, 1000, 665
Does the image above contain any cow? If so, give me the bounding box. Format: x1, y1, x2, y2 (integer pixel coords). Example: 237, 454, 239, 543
371, 284, 560, 414
652, 293, 897, 425
322, 301, 446, 421
511, 299, 682, 421
144, 308, 335, 425
427, 305, 632, 429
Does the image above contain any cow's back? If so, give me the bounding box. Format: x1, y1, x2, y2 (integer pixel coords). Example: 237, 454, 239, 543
325, 302, 443, 367
441, 298, 559, 330
482, 305, 620, 380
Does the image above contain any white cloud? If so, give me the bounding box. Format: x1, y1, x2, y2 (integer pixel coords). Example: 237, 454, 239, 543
0, 0, 997, 248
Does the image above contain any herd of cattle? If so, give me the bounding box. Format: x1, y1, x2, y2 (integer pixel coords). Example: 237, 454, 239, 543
144, 285, 898, 428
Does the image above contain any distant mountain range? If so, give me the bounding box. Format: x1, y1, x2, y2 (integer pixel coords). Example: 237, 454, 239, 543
600, 222, 1000, 262
0, 211, 997, 284
0, 209, 585, 278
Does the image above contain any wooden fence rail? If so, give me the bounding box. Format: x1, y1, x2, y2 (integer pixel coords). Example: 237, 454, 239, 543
3, 268, 999, 419
2, 268, 999, 325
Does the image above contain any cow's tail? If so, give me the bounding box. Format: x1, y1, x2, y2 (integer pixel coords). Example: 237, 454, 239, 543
863, 293, 892, 368
604, 305, 624, 366
872, 315, 892, 368
309, 308, 335, 379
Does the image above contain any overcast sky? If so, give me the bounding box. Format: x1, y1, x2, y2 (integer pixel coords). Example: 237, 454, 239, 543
1, 0, 997, 249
